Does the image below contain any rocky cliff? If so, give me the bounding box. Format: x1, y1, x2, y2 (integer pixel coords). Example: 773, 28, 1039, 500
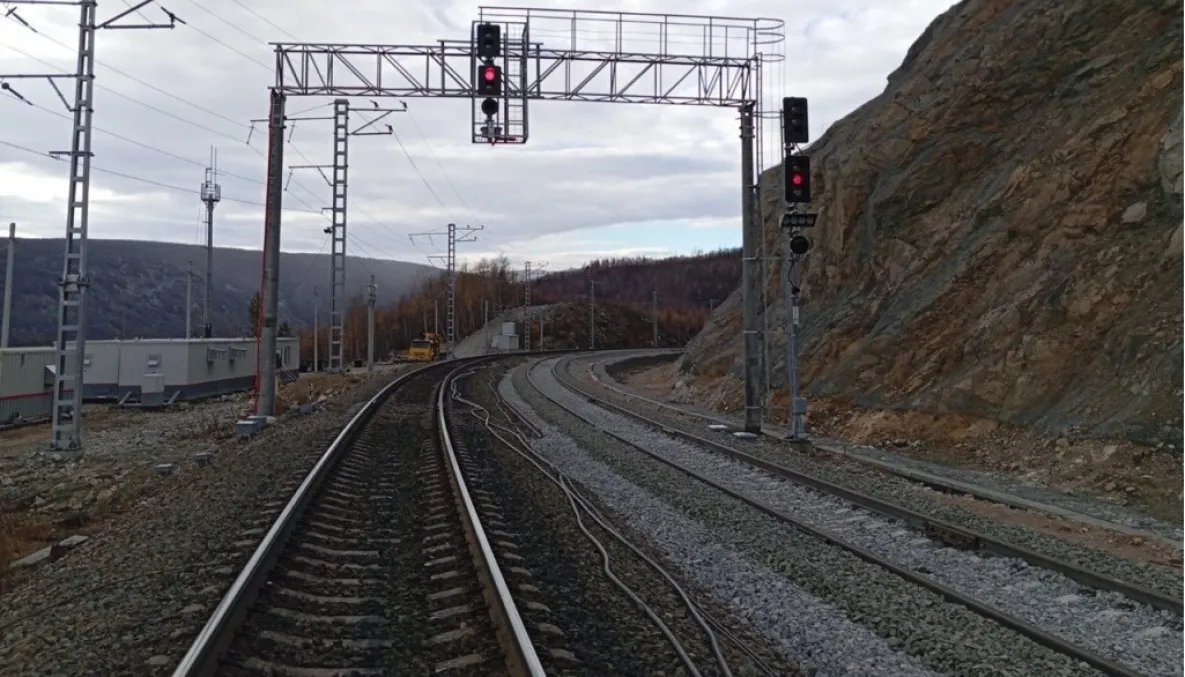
680, 0, 1183, 447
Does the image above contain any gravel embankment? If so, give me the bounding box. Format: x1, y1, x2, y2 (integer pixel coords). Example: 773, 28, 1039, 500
569, 356, 1184, 600
600, 354, 1184, 545
506, 361, 1105, 677
547, 359, 1184, 677
459, 364, 804, 677
0, 369, 408, 675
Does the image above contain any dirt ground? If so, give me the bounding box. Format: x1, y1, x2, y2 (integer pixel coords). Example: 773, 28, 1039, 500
0, 367, 400, 588
619, 363, 1184, 526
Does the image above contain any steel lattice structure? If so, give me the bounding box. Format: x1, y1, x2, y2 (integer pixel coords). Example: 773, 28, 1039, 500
0, 0, 178, 452
254, 7, 786, 430
271, 99, 403, 377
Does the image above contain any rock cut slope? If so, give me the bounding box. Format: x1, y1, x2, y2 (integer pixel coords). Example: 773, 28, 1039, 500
681, 0, 1183, 447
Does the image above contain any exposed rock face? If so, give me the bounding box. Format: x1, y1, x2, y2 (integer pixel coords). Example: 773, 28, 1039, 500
681, 0, 1183, 447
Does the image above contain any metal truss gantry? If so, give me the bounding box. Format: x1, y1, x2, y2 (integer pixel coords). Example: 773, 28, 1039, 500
260, 7, 785, 429
412, 224, 483, 357
0, 0, 178, 452
263, 98, 404, 383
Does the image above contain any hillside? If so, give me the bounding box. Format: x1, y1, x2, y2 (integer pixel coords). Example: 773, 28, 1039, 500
0, 239, 435, 345
679, 0, 1183, 448
532, 249, 740, 310
325, 253, 722, 363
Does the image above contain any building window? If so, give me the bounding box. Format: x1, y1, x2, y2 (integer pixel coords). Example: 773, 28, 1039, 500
148, 354, 161, 369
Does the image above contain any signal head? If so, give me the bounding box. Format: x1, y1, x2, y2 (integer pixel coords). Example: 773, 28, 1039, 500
476, 62, 502, 96
784, 154, 812, 203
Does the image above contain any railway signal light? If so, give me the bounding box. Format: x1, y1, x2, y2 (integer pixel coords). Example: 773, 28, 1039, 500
477, 62, 502, 97
476, 22, 501, 59
784, 155, 811, 203
783, 96, 809, 144
789, 234, 811, 255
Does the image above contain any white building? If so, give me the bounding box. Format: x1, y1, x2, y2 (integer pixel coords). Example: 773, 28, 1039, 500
82, 337, 300, 401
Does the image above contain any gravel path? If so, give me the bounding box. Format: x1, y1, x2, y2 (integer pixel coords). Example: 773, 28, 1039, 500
0, 369, 408, 676
509, 359, 1109, 677
570, 356, 1184, 600
551, 358, 1184, 677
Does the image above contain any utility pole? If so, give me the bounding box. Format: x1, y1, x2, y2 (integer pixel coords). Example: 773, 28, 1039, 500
255, 89, 286, 417
0, 0, 179, 451
739, 101, 763, 433
1, 223, 15, 349
312, 285, 319, 371
366, 274, 376, 371
482, 299, 489, 355
523, 260, 531, 351
434, 299, 439, 335
413, 224, 482, 357
651, 287, 659, 348
588, 278, 597, 350
184, 261, 192, 339
199, 148, 220, 338
270, 98, 405, 375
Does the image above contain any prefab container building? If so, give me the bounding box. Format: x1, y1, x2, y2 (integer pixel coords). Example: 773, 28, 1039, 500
82, 340, 121, 399
0, 347, 57, 424
490, 334, 520, 351
77, 337, 300, 402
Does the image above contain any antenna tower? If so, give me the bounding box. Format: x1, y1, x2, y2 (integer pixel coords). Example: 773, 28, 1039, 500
199, 147, 221, 339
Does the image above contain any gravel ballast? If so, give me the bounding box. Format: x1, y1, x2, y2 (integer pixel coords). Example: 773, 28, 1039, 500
0, 370, 409, 675
548, 358, 1184, 677
458, 364, 805, 677
604, 355, 1182, 544
508, 360, 1109, 677
569, 355, 1184, 600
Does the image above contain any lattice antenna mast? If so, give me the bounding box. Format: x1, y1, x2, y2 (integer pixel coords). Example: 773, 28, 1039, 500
0, 0, 180, 453
521, 260, 547, 351
414, 224, 483, 357
199, 146, 220, 339
588, 277, 598, 350
252, 99, 405, 381
523, 260, 530, 350
366, 274, 376, 371
651, 287, 659, 348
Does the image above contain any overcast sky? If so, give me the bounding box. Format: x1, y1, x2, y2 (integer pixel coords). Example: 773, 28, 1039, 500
0, 0, 956, 271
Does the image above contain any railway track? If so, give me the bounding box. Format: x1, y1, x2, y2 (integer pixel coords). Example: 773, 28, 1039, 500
586, 351, 1183, 551
531, 355, 1182, 677
169, 357, 545, 677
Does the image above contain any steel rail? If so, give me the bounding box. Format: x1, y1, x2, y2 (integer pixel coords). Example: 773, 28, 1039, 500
169, 360, 445, 677
563, 354, 1184, 615
437, 363, 547, 677
590, 351, 1184, 552
170, 349, 613, 677
532, 356, 1155, 677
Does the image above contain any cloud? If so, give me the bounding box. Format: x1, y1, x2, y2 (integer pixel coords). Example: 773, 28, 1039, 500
0, 0, 957, 271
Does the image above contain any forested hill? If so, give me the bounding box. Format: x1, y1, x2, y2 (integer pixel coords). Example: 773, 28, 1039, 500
531, 248, 741, 309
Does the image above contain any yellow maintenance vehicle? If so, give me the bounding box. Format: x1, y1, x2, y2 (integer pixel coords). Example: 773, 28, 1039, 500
407, 332, 444, 361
